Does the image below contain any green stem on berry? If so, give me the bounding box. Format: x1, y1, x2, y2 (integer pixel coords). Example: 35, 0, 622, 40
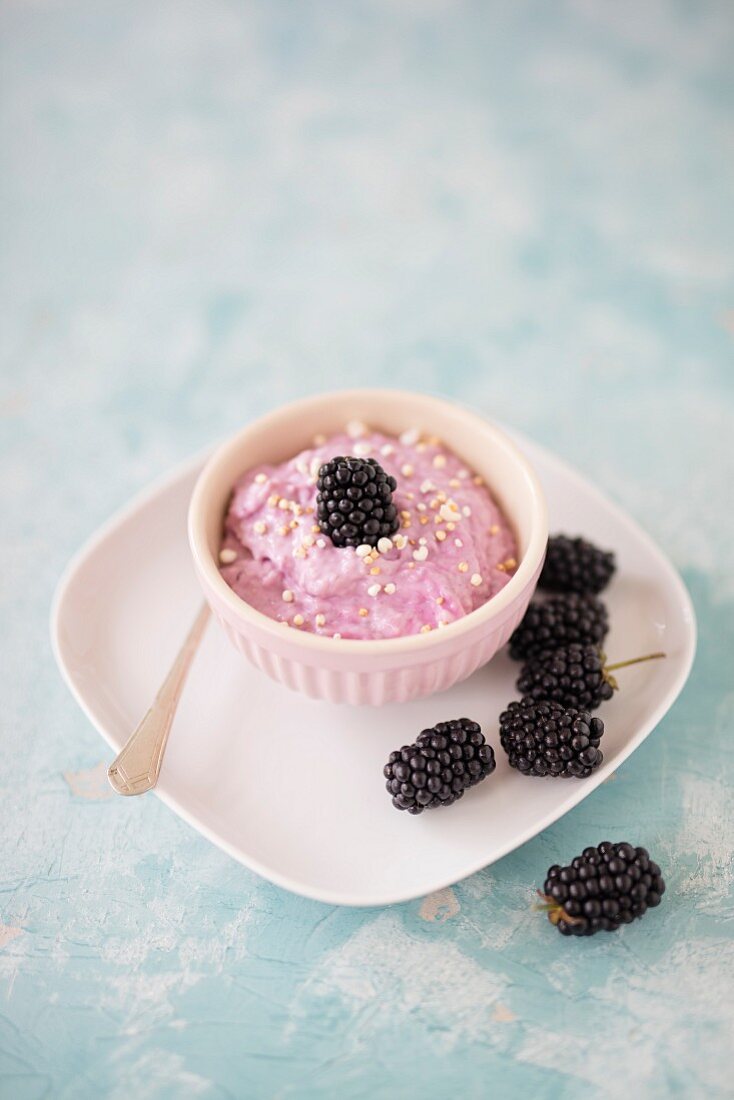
605, 652, 666, 673
534, 890, 581, 926
601, 651, 665, 692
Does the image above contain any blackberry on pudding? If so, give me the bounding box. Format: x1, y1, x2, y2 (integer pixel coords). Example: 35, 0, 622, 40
219, 427, 518, 639
316, 456, 399, 548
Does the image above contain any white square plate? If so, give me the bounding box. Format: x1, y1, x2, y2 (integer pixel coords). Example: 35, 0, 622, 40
51, 429, 696, 906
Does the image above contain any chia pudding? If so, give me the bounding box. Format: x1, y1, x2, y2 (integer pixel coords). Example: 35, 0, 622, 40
219, 423, 518, 640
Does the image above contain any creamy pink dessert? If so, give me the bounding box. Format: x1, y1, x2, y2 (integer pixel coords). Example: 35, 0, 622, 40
219, 425, 517, 640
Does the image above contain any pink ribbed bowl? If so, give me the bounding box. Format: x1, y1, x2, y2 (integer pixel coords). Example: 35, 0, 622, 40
188, 390, 548, 705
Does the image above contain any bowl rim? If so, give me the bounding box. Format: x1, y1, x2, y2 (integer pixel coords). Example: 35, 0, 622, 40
188, 389, 548, 655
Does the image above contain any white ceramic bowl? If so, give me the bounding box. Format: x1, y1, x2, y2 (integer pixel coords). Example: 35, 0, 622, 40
188, 390, 548, 704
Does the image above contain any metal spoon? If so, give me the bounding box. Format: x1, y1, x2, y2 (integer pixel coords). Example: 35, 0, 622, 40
107, 603, 211, 796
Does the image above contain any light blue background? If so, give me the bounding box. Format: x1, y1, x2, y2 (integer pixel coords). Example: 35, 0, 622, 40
2, 2, 733, 1097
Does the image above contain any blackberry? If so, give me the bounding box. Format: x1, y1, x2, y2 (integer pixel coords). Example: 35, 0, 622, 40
540, 534, 616, 595
499, 697, 604, 778
316, 456, 399, 548
539, 842, 665, 936
508, 593, 609, 661
384, 718, 496, 814
518, 644, 666, 712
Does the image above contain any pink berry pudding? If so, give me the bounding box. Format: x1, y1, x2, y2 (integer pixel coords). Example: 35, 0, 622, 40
218, 422, 518, 640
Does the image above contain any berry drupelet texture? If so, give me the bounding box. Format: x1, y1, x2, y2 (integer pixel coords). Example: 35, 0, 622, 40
540, 534, 616, 595
540, 842, 665, 936
517, 643, 614, 712
384, 718, 496, 814
508, 593, 609, 661
317, 456, 399, 548
499, 697, 604, 777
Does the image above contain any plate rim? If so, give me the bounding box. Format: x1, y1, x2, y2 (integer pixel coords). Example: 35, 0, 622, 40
50, 428, 697, 907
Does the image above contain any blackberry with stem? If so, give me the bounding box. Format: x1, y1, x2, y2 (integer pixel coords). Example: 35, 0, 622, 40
517, 644, 666, 711
537, 842, 665, 936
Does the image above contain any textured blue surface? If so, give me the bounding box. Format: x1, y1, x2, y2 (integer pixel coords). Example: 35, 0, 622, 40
2, 2, 733, 1097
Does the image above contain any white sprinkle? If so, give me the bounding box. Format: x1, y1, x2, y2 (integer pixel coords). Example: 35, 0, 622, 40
458, 468, 469, 479
293, 614, 304, 626
394, 534, 408, 550
313, 433, 326, 445
315, 613, 326, 627
377, 537, 393, 554
302, 535, 314, 548
278, 498, 289, 511
454, 538, 463, 548
354, 441, 371, 456
367, 583, 382, 597
254, 472, 267, 484
416, 502, 427, 513
219, 548, 237, 564
420, 479, 436, 494
419, 537, 427, 546
356, 544, 372, 558
332, 632, 342, 640
400, 428, 419, 446
316, 538, 326, 548
384, 582, 396, 595
432, 454, 447, 469
254, 521, 267, 535
401, 463, 414, 478
413, 546, 428, 562
346, 419, 368, 438
282, 589, 295, 602
440, 502, 461, 522
470, 573, 483, 587
380, 443, 395, 456
462, 506, 472, 517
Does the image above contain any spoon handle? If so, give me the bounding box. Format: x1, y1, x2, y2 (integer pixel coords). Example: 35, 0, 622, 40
107, 603, 211, 796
